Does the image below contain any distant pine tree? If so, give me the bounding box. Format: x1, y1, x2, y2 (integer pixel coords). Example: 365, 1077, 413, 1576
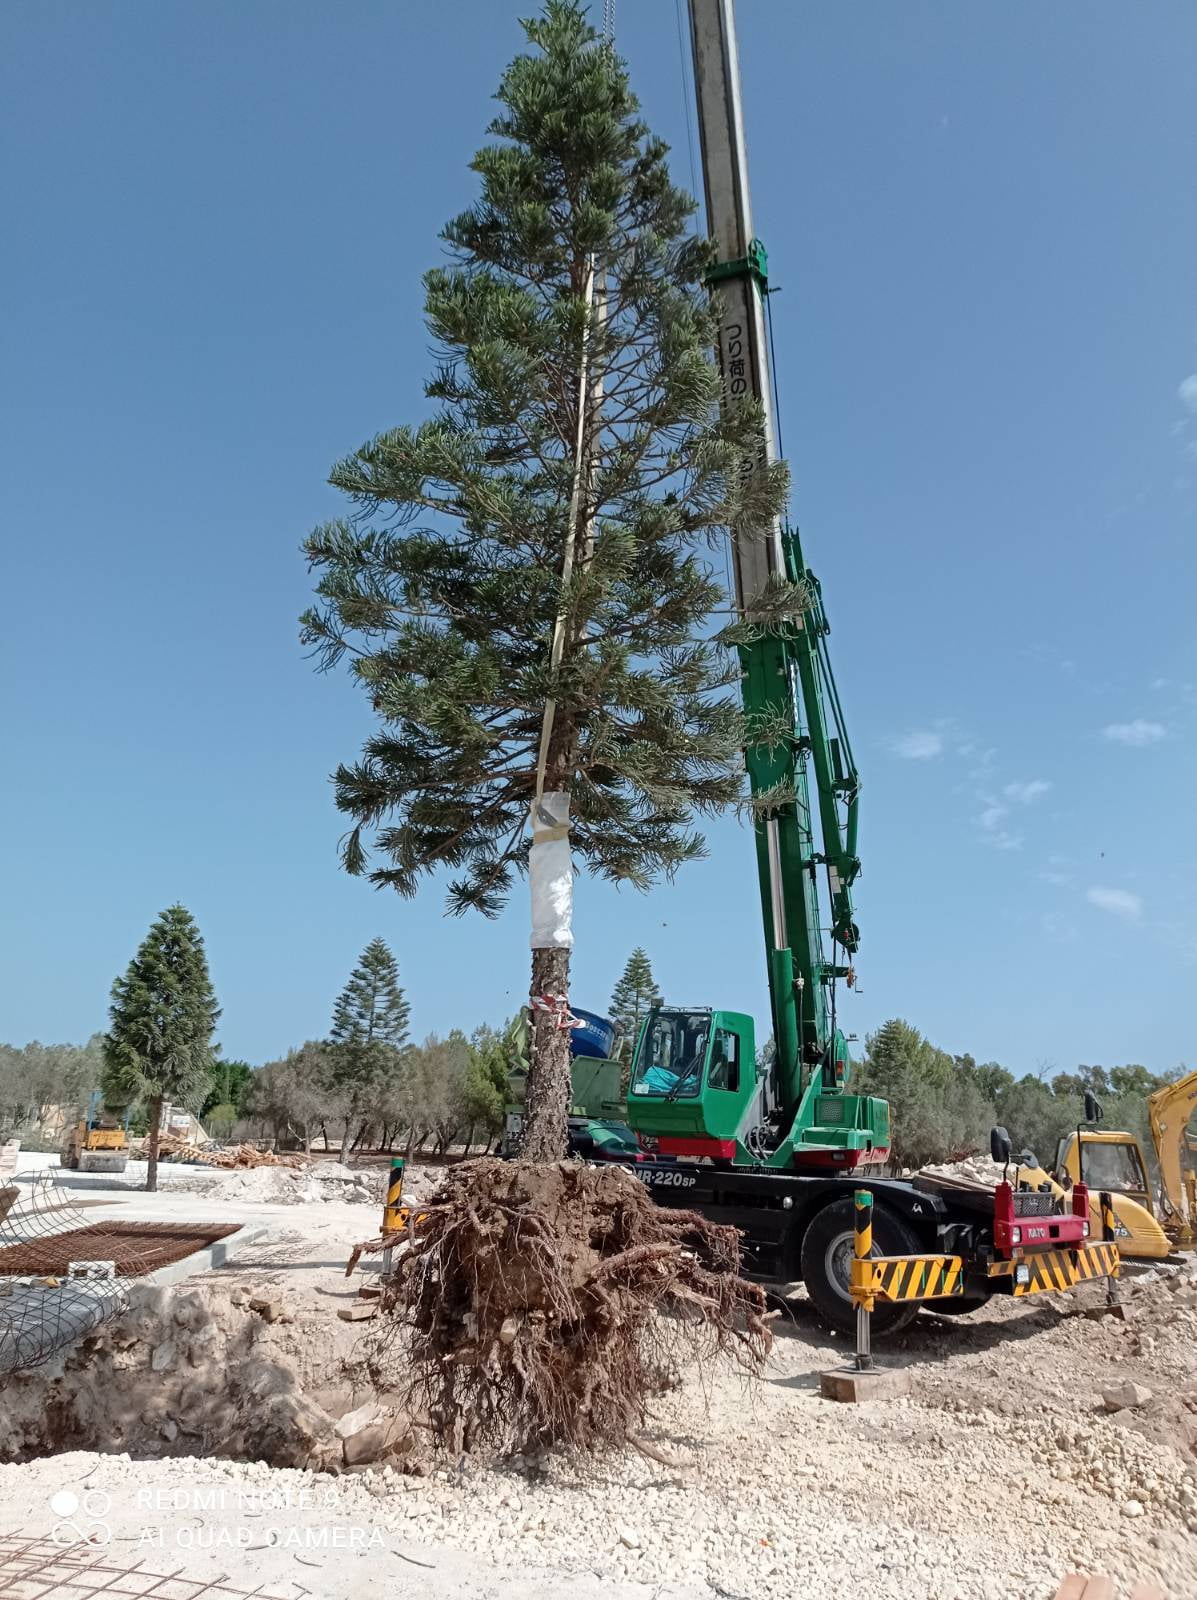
609, 948, 662, 1057
301, 1, 788, 1161
327, 937, 410, 1163
102, 904, 220, 1192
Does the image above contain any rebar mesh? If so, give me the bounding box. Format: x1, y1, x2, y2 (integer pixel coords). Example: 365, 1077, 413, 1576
0, 1173, 127, 1376
0, 1536, 297, 1599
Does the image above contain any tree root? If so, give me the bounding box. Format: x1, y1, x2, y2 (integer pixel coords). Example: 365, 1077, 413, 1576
368, 1158, 772, 1455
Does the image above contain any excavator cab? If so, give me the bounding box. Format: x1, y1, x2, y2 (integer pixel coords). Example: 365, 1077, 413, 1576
1053, 1119, 1170, 1260
1062, 1134, 1153, 1210
626, 1007, 756, 1153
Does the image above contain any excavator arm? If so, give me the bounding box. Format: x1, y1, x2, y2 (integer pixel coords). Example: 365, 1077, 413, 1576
1148, 1069, 1197, 1244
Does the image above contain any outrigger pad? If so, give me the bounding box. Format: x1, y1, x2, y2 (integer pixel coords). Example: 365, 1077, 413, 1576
819, 1364, 911, 1403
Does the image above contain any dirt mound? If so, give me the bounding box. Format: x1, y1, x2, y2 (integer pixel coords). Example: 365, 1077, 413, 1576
375, 1158, 772, 1456
167, 1161, 385, 1206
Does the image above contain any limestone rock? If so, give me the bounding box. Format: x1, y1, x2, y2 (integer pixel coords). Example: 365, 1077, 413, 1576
1102, 1382, 1153, 1411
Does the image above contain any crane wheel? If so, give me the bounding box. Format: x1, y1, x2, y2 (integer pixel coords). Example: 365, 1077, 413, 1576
799, 1196, 920, 1336
923, 1291, 992, 1317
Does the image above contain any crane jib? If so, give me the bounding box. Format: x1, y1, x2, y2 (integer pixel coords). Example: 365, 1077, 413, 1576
622, 0, 886, 1173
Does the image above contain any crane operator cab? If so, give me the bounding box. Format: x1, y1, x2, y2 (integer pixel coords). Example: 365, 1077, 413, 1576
628, 1006, 757, 1153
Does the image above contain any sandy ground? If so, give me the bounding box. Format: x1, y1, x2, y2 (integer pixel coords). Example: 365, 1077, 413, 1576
2, 1152, 1194, 1600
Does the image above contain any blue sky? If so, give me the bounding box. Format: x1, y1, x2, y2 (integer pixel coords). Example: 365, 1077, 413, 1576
2, 2, 1194, 1077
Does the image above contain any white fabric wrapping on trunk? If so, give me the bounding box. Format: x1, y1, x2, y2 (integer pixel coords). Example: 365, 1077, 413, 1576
529, 792, 573, 950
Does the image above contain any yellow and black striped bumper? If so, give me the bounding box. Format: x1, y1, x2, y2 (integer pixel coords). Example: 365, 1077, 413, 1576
988, 1240, 1120, 1295
851, 1253, 965, 1306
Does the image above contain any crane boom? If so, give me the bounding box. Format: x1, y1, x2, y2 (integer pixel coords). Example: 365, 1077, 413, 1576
625, 0, 887, 1171
689, 0, 783, 604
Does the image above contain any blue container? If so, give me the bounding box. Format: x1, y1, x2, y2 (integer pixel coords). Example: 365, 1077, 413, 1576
569, 1008, 616, 1060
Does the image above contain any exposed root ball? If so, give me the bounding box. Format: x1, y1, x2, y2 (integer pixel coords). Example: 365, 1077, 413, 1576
373, 1158, 772, 1455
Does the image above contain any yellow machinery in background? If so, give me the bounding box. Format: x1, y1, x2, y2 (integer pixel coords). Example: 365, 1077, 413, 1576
62, 1091, 131, 1175
1051, 1072, 1197, 1259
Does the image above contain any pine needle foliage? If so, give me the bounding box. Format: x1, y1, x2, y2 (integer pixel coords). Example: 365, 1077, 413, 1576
326, 937, 411, 1161
301, 0, 788, 918
328, 937, 410, 1092
102, 904, 220, 1191
609, 947, 662, 1049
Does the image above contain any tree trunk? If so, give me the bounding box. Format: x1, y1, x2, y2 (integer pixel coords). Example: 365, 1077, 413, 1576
146, 1096, 162, 1193
520, 946, 572, 1162
340, 1118, 354, 1169
461, 1123, 474, 1158
320, 1121, 329, 1151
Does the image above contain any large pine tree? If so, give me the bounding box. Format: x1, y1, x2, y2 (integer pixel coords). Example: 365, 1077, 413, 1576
327, 937, 410, 1163
301, 2, 787, 1160
102, 904, 220, 1192
609, 947, 662, 1057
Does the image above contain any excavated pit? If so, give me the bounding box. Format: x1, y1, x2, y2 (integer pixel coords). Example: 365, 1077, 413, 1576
0, 1277, 388, 1472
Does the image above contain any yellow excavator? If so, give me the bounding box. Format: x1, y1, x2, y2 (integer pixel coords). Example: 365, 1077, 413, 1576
1048, 1074, 1197, 1261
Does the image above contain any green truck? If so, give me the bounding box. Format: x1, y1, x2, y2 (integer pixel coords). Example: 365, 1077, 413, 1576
503, 1021, 640, 1162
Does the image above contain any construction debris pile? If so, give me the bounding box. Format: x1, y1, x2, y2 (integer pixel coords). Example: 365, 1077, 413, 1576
915, 1154, 1008, 1189
166, 1158, 387, 1207
374, 1157, 773, 1455
137, 1135, 305, 1169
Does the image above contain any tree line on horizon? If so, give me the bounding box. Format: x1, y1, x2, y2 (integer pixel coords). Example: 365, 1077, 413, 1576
854, 1017, 1177, 1176
0, 913, 680, 1184
2, 912, 1179, 1185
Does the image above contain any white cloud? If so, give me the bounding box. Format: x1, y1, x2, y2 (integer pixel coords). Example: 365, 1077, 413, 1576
892, 730, 943, 760
1003, 779, 1051, 805
1103, 719, 1166, 747
1179, 374, 1197, 414
1086, 886, 1142, 920
1039, 869, 1071, 887
976, 803, 1021, 849
989, 831, 1024, 851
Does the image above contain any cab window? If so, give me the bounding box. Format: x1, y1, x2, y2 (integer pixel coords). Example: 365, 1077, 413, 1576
1080, 1141, 1148, 1194
630, 1012, 709, 1098
707, 1028, 740, 1093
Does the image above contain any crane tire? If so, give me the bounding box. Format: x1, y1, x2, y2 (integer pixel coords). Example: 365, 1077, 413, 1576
799, 1196, 921, 1336
923, 1291, 992, 1317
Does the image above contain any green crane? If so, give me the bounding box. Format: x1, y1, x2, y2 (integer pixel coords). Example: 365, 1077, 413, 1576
626, 0, 889, 1173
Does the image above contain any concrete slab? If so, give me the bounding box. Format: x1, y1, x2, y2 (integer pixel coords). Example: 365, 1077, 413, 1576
144, 1223, 264, 1288
819, 1363, 912, 1403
